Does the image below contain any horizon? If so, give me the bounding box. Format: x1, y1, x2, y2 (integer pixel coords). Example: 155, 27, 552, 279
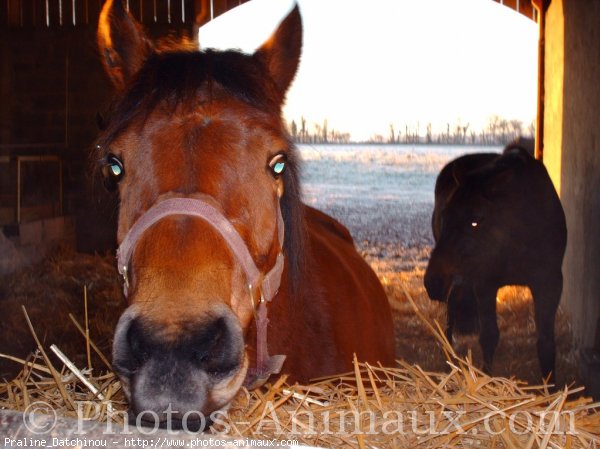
285, 113, 533, 144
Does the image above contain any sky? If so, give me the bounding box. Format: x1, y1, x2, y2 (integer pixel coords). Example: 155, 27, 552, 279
199, 0, 538, 141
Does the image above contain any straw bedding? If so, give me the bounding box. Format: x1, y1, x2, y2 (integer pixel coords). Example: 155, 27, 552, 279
1, 250, 598, 448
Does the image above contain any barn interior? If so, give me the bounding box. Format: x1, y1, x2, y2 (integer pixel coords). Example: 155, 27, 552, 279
0, 0, 598, 418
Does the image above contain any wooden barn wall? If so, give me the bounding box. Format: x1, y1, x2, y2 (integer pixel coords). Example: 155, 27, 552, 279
0, 1, 198, 252
0, 24, 118, 250
544, 0, 600, 371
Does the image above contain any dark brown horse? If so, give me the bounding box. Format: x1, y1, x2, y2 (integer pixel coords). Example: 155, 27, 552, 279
96, 0, 394, 427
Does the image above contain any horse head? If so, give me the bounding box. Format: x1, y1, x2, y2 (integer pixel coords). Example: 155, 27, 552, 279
96, 0, 302, 427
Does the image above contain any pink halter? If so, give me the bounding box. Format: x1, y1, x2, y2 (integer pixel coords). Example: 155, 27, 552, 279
116, 195, 286, 388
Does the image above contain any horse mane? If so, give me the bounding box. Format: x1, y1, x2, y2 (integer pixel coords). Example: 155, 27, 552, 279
278, 148, 307, 295
95, 45, 307, 294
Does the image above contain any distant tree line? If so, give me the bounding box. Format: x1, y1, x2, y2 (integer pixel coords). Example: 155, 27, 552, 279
288, 117, 351, 144
287, 115, 535, 145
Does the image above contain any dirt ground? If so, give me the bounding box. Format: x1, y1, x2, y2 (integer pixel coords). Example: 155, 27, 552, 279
0, 247, 580, 390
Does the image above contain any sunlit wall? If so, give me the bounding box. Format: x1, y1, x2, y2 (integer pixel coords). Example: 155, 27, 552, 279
544, 0, 600, 354
543, 2, 563, 196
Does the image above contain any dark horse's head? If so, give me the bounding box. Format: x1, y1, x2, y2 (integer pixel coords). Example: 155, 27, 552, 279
96, 0, 303, 427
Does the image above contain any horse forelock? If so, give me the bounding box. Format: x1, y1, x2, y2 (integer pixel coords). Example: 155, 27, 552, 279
97, 48, 279, 146
95, 44, 306, 297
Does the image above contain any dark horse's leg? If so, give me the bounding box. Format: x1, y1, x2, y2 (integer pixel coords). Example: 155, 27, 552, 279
446, 284, 480, 344
475, 285, 499, 375
531, 272, 562, 384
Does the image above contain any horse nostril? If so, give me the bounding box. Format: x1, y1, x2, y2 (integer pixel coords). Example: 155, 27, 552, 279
127, 319, 152, 367
188, 316, 241, 375
112, 316, 155, 377
112, 307, 148, 376
194, 351, 209, 364
191, 318, 225, 362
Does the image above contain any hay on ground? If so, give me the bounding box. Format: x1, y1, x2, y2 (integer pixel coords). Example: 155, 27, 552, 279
1, 288, 598, 449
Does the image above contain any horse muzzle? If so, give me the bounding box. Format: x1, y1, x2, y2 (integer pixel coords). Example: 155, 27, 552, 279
424, 269, 448, 301
116, 194, 286, 388
112, 305, 248, 429
424, 266, 464, 302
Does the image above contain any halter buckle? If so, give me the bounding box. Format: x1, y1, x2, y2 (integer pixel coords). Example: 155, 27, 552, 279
122, 266, 130, 291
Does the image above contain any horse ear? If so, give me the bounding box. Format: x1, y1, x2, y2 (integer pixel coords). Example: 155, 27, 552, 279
98, 0, 153, 90
254, 4, 302, 100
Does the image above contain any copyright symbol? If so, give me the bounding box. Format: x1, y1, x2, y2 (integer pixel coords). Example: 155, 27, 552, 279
23, 401, 57, 434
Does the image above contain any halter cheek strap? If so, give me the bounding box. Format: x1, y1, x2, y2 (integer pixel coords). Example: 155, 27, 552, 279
116, 195, 286, 388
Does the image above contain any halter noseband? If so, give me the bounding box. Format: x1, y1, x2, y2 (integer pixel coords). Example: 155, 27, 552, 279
116, 195, 286, 389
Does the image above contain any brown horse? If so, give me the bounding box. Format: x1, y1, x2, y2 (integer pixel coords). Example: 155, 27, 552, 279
96, 0, 394, 427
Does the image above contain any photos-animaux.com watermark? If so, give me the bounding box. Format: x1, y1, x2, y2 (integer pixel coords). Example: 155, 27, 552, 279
19, 399, 580, 439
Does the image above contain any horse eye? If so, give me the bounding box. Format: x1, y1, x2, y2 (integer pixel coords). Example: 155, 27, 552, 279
106, 154, 124, 178
269, 154, 287, 177
102, 153, 124, 191
470, 216, 483, 229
